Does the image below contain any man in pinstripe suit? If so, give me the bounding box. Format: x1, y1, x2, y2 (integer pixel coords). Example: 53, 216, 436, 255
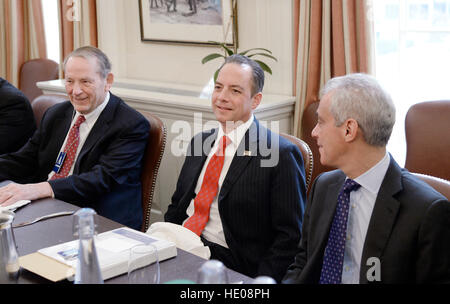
165, 55, 306, 282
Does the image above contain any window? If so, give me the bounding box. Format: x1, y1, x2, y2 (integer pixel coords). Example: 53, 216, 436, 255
373, 0, 450, 166
42, 0, 60, 64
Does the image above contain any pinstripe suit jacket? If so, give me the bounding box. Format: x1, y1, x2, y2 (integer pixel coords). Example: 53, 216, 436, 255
165, 119, 306, 282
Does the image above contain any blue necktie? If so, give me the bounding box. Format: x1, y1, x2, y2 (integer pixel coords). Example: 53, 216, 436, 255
319, 179, 361, 284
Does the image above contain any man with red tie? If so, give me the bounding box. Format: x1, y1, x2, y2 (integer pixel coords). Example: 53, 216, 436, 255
165, 55, 306, 282
0, 46, 149, 230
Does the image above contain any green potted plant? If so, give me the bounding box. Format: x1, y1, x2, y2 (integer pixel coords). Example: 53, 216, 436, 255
201, 42, 278, 82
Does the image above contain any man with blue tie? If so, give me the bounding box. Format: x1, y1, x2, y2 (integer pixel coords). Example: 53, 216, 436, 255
283, 73, 450, 284
0, 46, 149, 230
165, 55, 306, 282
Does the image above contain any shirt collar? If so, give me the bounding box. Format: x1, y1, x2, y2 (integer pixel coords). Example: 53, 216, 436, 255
217, 115, 254, 148
353, 151, 390, 194
73, 91, 110, 129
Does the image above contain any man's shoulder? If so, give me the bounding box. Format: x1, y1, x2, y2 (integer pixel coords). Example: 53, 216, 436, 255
399, 169, 448, 203
0, 79, 30, 106
110, 94, 142, 116
315, 169, 345, 186
44, 99, 72, 115
109, 93, 149, 126
251, 122, 298, 151
380, 157, 447, 204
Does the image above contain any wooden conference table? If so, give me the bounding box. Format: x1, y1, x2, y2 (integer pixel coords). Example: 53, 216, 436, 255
2, 182, 252, 284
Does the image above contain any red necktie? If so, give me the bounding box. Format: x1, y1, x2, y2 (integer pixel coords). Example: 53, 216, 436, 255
50, 115, 86, 180
184, 135, 230, 235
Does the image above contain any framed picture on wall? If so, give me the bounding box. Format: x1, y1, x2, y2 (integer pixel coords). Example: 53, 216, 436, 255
139, 0, 237, 47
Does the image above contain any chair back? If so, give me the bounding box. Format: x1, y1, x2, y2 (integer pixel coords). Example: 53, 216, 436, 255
31, 94, 68, 128
405, 100, 450, 181
140, 111, 167, 232
412, 173, 450, 200
300, 101, 335, 183
19, 59, 59, 103
280, 133, 314, 193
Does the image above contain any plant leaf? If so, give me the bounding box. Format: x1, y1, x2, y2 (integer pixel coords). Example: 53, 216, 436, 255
247, 53, 278, 61
213, 69, 220, 82
254, 60, 273, 74
221, 44, 235, 56
201, 53, 225, 64
239, 48, 273, 55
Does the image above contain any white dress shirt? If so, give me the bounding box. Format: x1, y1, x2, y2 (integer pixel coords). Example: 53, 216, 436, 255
48, 92, 110, 180
183, 115, 255, 248
341, 152, 390, 284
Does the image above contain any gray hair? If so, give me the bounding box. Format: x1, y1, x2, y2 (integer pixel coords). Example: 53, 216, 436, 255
218, 54, 264, 96
320, 73, 396, 147
63, 46, 112, 79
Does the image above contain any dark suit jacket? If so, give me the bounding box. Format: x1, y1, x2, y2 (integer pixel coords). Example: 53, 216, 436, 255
0, 93, 149, 230
283, 156, 450, 284
0, 78, 36, 154
165, 119, 306, 282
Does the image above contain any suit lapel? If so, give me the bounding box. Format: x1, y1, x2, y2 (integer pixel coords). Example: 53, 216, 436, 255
73, 93, 117, 173
314, 174, 346, 254
180, 129, 218, 206
218, 120, 259, 202
359, 156, 402, 283
190, 130, 217, 187
54, 106, 74, 150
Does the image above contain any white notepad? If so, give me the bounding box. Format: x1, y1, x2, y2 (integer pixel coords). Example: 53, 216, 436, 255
32, 227, 177, 281
0, 200, 31, 212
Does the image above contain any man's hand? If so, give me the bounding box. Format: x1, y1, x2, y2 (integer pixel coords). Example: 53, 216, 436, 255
0, 182, 53, 207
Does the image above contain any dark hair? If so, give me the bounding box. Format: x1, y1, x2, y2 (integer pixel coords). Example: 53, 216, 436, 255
218, 54, 264, 96
63, 46, 112, 79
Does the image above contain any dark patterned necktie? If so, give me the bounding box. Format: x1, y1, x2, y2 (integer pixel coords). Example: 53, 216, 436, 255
183, 135, 230, 235
319, 179, 361, 284
50, 115, 86, 180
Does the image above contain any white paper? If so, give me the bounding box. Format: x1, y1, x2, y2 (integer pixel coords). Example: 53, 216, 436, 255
0, 200, 31, 212
96, 237, 139, 253
37, 227, 177, 280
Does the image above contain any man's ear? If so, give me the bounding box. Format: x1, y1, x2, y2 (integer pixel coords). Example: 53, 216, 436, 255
344, 118, 359, 142
105, 73, 114, 91
252, 92, 262, 110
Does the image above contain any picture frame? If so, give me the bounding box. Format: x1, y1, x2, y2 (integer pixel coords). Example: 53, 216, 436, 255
139, 0, 238, 47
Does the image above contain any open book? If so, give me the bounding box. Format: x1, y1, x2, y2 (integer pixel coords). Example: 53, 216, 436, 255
19, 227, 177, 282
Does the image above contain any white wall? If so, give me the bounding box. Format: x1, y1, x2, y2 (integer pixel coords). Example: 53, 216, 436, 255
96, 0, 294, 96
